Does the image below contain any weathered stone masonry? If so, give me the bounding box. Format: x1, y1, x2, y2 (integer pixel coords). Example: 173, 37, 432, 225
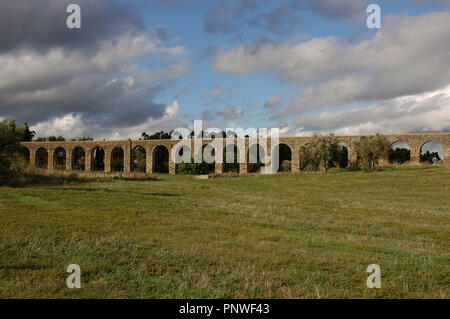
19, 133, 450, 174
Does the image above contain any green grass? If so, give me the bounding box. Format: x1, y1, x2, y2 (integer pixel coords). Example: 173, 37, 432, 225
0, 166, 449, 298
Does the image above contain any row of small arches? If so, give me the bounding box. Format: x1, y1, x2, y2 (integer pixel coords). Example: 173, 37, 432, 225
19, 140, 444, 173
20, 143, 296, 173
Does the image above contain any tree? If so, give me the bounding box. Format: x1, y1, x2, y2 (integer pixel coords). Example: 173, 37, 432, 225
299, 134, 343, 172
420, 151, 441, 164
389, 148, 410, 164
0, 119, 32, 179
354, 134, 390, 172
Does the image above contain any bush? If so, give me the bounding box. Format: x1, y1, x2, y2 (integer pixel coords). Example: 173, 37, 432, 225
176, 160, 215, 175
354, 134, 390, 172
280, 160, 291, 172
299, 134, 344, 172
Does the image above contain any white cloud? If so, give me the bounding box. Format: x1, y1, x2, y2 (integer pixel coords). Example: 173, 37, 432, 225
285, 85, 450, 136
213, 11, 450, 116
31, 101, 184, 140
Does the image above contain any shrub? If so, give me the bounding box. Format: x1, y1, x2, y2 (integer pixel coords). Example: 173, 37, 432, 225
354, 134, 390, 172
280, 160, 291, 172
299, 134, 344, 172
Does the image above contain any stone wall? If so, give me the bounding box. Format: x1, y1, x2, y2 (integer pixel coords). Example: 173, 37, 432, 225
20, 133, 450, 174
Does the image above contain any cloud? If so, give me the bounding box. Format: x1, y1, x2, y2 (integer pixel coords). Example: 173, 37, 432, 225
0, 0, 145, 54
306, 0, 370, 21
203, 0, 303, 36
285, 85, 450, 136
31, 101, 185, 140
0, 0, 189, 137
263, 95, 282, 109
153, 25, 170, 43
218, 105, 243, 120
213, 11, 450, 116
201, 85, 224, 99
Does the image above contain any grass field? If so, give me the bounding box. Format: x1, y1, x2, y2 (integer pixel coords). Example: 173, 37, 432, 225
0, 166, 449, 298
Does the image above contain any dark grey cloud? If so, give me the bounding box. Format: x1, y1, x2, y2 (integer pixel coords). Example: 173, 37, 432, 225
0, 0, 145, 54
306, 0, 370, 21
0, 0, 188, 136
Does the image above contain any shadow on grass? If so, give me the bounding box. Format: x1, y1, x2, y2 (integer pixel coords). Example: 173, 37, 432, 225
2, 173, 92, 188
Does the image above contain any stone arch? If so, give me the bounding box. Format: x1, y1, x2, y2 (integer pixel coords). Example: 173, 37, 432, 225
389, 141, 411, 164
173, 143, 192, 174
35, 147, 48, 169
201, 144, 216, 174
131, 145, 146, 173
91, 146, 105, 171
153, 145, 169, 173
72, 146, 86, 171
275, 143, 292, 172
247, 143, 266, 173
53, 147, 67, 170
420, 141, 444, 164
111, 146, 124, 172
223, 144, 239, 173
333, 142, 349, 168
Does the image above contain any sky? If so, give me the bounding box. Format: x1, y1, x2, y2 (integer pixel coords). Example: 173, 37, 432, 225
0, 0, 450, 141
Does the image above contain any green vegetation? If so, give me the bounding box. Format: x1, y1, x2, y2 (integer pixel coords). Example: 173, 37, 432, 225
0, 166, 448, 298
354, 134, 390, 172
389, 147, 411, 164
299, 134, 348, 172
0, 119, 34, 183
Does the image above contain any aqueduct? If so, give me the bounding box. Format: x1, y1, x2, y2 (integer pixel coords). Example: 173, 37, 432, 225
19, 133, 450, 174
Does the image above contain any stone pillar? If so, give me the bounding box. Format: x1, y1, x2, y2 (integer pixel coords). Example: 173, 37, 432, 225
168, 146, 175, 174
215, 162, 223, 174
29, 148, 36, 169
410, 146, 421, 165
85, 148, 92, 172
104, 148, 111, 173
66, 149, 73, 170
239, 138, 249, 174
146, 147, 153, 174
48, 149, 54, 171
124, 141, 131, 173
291, 145, 300, 173
444, 142, 450, 165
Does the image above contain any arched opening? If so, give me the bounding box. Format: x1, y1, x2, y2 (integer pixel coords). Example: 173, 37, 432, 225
223, 144, 239, 173
331, 142, 348, 168
247, 144, 265, 173
53, 147, 66, 170
174, 144, 192, 174
200, 144, 215, 175
20, 147, 30, 163
420, 141, 444, 164
153, 145, 169, 173
389, 141, 410, 164
35, 148, 48, 169
91, 147, 105, 171
276, 143, 292, 172
131, 146, 146, 172
111, 146, 124, 172
72, 147, 85, 171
